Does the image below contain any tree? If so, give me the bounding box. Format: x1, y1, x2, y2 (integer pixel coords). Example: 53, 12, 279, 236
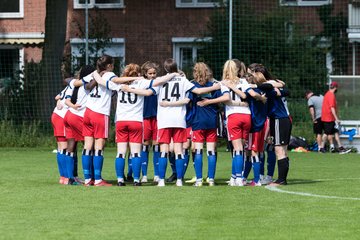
37, 0, 68, 121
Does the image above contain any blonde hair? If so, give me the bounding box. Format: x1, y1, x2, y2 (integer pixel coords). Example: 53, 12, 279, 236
193, 62, 212, 85
222, 60, 239, 83
121, 63, 141, 77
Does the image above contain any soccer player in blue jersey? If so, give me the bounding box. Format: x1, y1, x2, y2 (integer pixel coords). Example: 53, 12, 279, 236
141, 61, 161, 183
187, 62, 222, 186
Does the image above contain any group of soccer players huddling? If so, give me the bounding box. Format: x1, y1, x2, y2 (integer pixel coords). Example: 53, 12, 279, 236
51, 55, 292, 187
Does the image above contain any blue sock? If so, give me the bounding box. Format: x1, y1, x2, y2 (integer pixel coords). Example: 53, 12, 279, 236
59, 150, 68, 178
115, 154, 125, 179
267, 149, 276, 177
169, 152, 176, 174
207, 151, 217, 179
56, 151, 64, 177
194, 149, 203, 179
93, 150, 104, 180
158, 152, 168, 179
231, 156, 236, 179
176, 155, 185, 179
82, 149, 92, 180
65, 152, 75, 179
234, 151, 243, 178
141, 146, 149, 176
183, 149, 190, 177
259, 151, 265, 176
132, 153, 141, 182
127, 153, 133, 177
243, 155, 252, 179
153, 145, 160, 176
252, 156, 261, 183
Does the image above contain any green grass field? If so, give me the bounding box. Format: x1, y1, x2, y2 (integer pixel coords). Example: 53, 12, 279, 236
1, 148, 360, 240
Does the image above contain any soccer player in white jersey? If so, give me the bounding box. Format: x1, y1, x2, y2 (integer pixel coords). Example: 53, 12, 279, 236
64, 65, 96, 185
200, 60, 266, 186
151, 58, 220, 187
51, 81, 73, 185
81, 55, 140, 187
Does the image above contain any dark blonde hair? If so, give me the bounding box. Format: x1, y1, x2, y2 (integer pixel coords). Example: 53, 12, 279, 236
193, 62, 212, 85
121, 63, 141, 77
232, 59, 246, 78
141, 61, 159, 79
252, 72, 267, 86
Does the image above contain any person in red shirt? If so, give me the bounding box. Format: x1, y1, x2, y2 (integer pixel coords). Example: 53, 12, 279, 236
321, 82, 350, 154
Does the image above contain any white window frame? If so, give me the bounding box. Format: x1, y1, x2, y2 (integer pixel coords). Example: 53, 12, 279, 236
70, 38, 125, 71
0, 0, 24, 18
172, 37, 211, 70
280, 0, 331, 6
176, 0, 220, 8
73, 0, 124, 9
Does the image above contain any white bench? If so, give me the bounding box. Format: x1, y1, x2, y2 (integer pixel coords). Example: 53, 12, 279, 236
339, 120, 360, 153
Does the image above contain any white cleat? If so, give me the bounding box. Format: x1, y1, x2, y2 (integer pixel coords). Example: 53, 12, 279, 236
176, 179, 183, 187
260, 175, 273, 185
141, 176, 148, 183
193, 180, 203, 187
153, 175, 160, 183
228, 177, 236, 186
235, 178, 244, 187
157, 179, 165, 187
208, 179, 215, 187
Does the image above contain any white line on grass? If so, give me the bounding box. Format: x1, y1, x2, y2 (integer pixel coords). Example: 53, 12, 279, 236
265, 178, 360, 201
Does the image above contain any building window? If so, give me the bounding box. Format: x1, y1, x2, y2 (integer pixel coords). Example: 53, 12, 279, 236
74, 0, 124, 9
176, 0, 219, 8
0, 0, 24, 18
280, 0, 331, 6
172, 37, 210, 74
0, 46, 24, 93
70, 38, 125, 74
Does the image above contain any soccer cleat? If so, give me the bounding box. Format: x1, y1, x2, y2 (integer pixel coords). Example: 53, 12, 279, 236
205, 177, 210, 183
166, 173, 177, 183
117, 181, 126, 186
330, 147, 336, 153
74, 177, 84, 184
242, 178, 248, 186
62, 178, 69, 185
260, 175, 273, 185
193, 180, 203, 187
141, 176, 148, 183
59, 177, 65, 184
228, 177, 236, 186
269, 179, 287, 186
84, 179, 95, 186
319, 148, 326, 153
176, 179, 183, 187
185, 176, 197, 183
153, 175, 160, 183
208, 179, 215, 186
126, 175, 134, 183
249, 181, 262, 187
133, 181, 142, 186
157, 179, 165, 187
235, 178, 244, 187
338, 147, 351, 154
68, 178, 81, 186
94, 180, 112, 187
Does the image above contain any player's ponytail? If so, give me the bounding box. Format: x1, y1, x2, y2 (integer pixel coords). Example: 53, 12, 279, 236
96, 55, 114, 73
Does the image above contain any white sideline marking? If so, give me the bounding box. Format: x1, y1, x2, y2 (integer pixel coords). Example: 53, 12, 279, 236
265, 178, 360, 201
